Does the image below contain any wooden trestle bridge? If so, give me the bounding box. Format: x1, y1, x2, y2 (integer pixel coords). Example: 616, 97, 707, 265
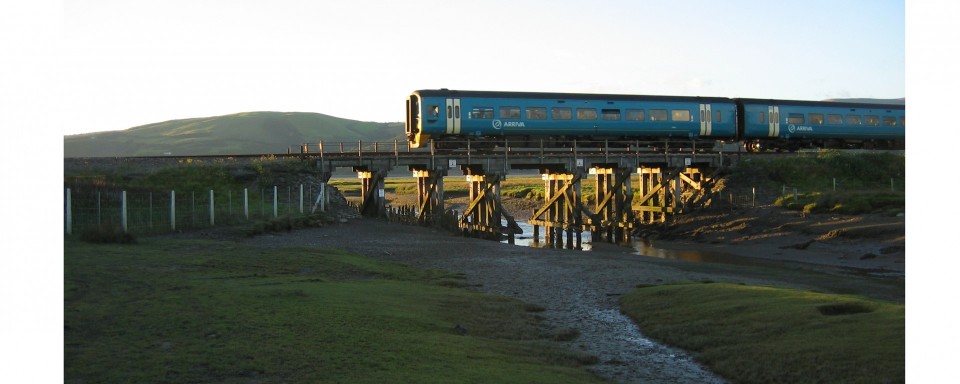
306, 139, 738, 248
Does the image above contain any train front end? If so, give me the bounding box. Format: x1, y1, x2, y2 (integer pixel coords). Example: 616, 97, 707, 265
406, 91, 426, 148
407, 90, 447, 148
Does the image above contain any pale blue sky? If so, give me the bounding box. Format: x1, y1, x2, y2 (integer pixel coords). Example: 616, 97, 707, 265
7, 0, 905, 135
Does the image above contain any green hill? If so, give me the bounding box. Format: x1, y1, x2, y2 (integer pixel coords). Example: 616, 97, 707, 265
64, 112, 404, 157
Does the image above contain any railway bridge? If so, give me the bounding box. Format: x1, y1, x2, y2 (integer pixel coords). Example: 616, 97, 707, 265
304, 139, 738, 248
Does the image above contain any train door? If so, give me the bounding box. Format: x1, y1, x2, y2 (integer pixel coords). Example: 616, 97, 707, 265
445, 98, 461, 134
767, 105, 780, 137
699, 104, 713, 136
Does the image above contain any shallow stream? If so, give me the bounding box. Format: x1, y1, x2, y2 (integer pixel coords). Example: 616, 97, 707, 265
496, 221, 729, 383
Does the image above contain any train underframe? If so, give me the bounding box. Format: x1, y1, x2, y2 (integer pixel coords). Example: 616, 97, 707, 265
746, 138, 905, 152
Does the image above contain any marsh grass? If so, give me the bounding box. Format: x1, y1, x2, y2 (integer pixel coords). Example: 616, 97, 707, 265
620, 282, 904, 384
65, 238, 603, 383
774, 190, 905, 215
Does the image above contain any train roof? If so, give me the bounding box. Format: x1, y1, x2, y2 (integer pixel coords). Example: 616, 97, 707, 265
734, 98, 905, 110
413, 89, 734, 104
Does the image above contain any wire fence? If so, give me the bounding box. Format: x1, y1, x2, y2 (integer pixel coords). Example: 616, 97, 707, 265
715, 176, 905, 209
64, 184, 332, 236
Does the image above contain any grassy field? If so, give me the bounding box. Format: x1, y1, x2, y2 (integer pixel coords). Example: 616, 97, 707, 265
64, 238, 604, 383
620, 282, 904, 384
735, 151, 905, 214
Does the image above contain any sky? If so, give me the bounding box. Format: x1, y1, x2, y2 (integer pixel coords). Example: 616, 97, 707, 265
6, 0, 907, 136
4, 1, 960, 382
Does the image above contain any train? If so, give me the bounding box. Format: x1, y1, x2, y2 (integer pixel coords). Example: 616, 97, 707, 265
404, 89, 905, 152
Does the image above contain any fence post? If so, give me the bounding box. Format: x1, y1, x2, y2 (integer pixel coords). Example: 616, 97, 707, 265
833, 178, 836, 192
752, 187, 756, 208
209, 189, 215, 226
170, 190, 176, 231
273, 186, 278, 218
65, 188, 72, 235
320, 183, 326, 212
891, 178, 895, 192
299, 184, 304, 214
121, 191, 128, 233
244, 188, 249, 220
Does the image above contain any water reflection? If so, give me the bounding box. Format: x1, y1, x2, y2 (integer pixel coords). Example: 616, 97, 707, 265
504, 221, 760, 267
503, 221, 594, 250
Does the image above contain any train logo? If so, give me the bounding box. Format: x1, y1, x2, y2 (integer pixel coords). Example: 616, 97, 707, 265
492, 120, 525, 130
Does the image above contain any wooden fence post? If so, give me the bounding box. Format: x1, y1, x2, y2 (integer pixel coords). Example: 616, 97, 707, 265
65, 188, 72, 235
170, 190, 176, 231
121, 191, 128, 233
209, 190, 215, 226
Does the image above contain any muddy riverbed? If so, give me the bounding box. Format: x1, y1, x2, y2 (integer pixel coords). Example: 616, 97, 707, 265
229, 197, 903, 383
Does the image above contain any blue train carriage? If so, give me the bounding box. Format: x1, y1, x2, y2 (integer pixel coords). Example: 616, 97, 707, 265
406, 89, 738, 149
737, 98, 905, 151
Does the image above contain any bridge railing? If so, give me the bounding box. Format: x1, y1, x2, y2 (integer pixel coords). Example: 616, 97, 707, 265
294, 138, 729, 156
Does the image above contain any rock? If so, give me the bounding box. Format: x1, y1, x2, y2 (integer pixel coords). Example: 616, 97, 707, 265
780, 239, 815, 250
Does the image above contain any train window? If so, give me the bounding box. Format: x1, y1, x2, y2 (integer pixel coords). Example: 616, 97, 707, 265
499, 106, 521, 119
845, 114, 862, 125
671, 110, 691, 122
429, 105, 440, 118
470, 107, 494, 119
715, 111, 721, 122
526, 107, 547, 120
864, 115, 879, 126
787, 113, 805, 124
577, 108, 597, 120
602, 109, 621, 120
551, 107, 572, 120
758, 112, 765, 124
650, 109, 668, 121
625, 109, 645, 121
900, 116, 905, 126
882, 116, 897, 126
827, 114, 843, 124
809, 113, 824, 124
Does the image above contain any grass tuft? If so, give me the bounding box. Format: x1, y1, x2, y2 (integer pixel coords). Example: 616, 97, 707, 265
79, 225, 137, 244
